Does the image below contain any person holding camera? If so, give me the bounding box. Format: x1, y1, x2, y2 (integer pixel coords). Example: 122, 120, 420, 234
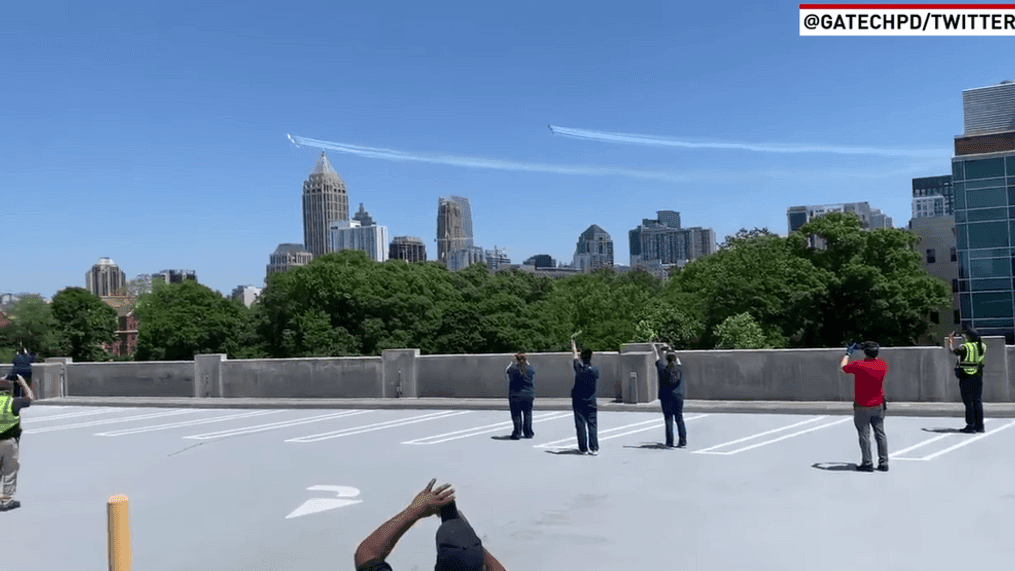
946, 328, 986, 433
504, 353, 535, 440
6, 347, 35, 399
570, 333, 599, 455
654, 343, 686, 448
840, 341, 889, 472
353, 479, 507, 571
0, 374, 34, 511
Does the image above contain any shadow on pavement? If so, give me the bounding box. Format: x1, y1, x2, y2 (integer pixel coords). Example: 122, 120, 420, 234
490, 435, 519, 441
812, 462, 859, 471
623, 442, 672, 450
546, 449, 587, 455
922, 427, 965, 433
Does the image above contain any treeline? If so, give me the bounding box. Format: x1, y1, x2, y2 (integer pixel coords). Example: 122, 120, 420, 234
0, 213, 950, 362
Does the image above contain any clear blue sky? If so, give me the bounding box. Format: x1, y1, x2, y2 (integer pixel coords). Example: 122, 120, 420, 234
1, 1, 1009, 299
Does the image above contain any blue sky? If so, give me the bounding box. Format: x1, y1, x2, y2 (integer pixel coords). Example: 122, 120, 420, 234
1, 1, 1008, 299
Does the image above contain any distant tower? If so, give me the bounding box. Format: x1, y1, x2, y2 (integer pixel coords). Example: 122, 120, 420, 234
389, 236, 427, 262
302, 152, 349, 258
352, 203, 375, 226
86, 257, 127, 297
572, 225, 614, 272
436, 195, 474, 267
266, 243, 313, 284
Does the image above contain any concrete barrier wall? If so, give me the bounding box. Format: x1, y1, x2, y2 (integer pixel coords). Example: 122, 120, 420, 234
415, 352, 623, 399
220, 356, 383, 398
65, 361, 193, 397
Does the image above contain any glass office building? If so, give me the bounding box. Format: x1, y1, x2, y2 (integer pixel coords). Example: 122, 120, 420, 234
951, 154, 1015, 342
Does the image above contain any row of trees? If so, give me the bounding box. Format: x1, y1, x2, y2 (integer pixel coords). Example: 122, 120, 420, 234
1, 213, 951, 362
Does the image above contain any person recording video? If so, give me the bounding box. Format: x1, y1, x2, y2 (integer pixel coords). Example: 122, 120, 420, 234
946, 328, 986, 433
839, 341, 889, 472
353, 479, 507, 571
0, 374, 34, 511
505, 353, 535, 440
653, 343, 686, 448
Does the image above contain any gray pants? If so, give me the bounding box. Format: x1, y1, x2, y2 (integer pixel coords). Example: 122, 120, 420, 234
0, 438, 17, 506
853, 405, 888, 467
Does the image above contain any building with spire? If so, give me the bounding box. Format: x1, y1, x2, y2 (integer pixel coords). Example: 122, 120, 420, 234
86, 257, 127, 297
303, 152, 349, 258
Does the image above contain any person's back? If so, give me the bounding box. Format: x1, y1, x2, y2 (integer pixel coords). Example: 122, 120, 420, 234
506, 363, 535, 397
843, 357, 887, 407
656, 359, 683, 398
572, 358, 599, 401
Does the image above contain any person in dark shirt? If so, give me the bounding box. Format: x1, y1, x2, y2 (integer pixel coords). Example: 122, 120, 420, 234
0, 375, 34, 511
353, 479, 507, 571
505, 353, 535, 439
840, 342, 889, 472
947, 328, 986, 433
7, 348, 35, 399
654, 344, 686, 448
570, 334, 599, 455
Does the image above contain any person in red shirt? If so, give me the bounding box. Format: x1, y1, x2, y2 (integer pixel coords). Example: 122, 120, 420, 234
840, 341, 889, 472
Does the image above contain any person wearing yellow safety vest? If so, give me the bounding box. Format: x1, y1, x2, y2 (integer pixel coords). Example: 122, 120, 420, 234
946, 328, 986, 434
0, 374, 34, 512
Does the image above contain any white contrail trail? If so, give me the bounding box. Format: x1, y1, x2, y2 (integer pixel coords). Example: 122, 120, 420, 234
289, 135, 690, 182
548, 125, 951, 158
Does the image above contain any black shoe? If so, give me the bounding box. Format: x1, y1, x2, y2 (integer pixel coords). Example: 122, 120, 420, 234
0, 501, 20, 512
856, 464, 875, 472
877, 464, 889, 472
959, 427, 977, 434
975, 427, 986, 433
677, 441, 687, 448
509, 434, 521, 440
523, 434, 534, 439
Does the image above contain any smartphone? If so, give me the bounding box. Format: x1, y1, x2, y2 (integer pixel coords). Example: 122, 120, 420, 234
440, 500, 459, 523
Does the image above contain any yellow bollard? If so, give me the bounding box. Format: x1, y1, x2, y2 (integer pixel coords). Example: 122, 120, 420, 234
107, 494, 131, 571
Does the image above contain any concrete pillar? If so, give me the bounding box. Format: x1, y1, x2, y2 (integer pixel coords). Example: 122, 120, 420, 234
42, 357, 72, 398
982, 336, 1009, 402
194, 354, 226, 398
382, 349, 419, 398
620, 343, 658, 404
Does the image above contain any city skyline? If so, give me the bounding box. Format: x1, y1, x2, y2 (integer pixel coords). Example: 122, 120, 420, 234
2, 2, 1010, 299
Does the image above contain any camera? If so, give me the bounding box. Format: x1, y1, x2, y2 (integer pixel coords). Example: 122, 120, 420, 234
440, 500, 459, 523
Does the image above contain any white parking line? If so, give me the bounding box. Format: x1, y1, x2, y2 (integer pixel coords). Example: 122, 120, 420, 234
694, 417, 852, 455
886, 421, 999, 459
95, 410, 287, 436
183, 410, 370, 440
894, 420, 1015, 461
20, 409, 120, 422
22, 409, 199, 434
692, 416, 828, 454
533, 415, 709, 449
403, 411, 574, 445
287, 411, 472, 443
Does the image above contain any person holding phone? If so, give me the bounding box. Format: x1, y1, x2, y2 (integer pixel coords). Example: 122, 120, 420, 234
0, 374, 34, 512
570, 333, 599, 455
947, 328, 986, 433
840, 341, 889, 472
354, 479, 507, 571
505, 353, 535, 439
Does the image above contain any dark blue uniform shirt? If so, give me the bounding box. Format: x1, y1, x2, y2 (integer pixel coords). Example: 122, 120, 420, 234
656, 360, 684, 398
571, 360, 599, 402
506, 363, 535, 398
10, 352, 34, 377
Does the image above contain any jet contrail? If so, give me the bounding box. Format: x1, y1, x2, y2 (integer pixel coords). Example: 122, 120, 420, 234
289, 135, 689, 182
548, 125, 951, 158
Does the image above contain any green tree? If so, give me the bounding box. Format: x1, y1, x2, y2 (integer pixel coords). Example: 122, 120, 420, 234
633, 301, 705, 349
714, 312, 768, 349
0, 296, 59, 357
50, 288, 118, 362
134, 280, 249, 360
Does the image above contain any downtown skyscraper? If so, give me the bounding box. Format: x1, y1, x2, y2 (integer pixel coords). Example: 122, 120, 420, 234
436, 195, 474, 268
303, 152, 349, 258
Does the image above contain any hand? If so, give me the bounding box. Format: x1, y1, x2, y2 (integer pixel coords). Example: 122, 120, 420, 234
407, 479, 455, 519
571, 330, 582, 339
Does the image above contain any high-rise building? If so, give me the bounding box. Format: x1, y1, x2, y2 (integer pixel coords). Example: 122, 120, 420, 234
352, 203, 375, 227
485, 247, 511, 272
908, 216, 960, 343
303, 152, 349, 258
951, 80, 1015, 342
329, 219, 389, 262
629, 211, 715, 267
522, 254, 556, 268
912, 175, 954, 219
436, 196, 474, 267
448, 246, 485, 271
389, 236, 427, 262
573, 225, 614, 272
152, 269, 197, 284
86, 257, 126, 297
231, 285, 263, 308
266, 243, 313, 284
787, 202, 894, 249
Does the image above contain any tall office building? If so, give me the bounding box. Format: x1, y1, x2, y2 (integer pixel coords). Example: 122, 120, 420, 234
303, 152, 349, 258
912, 175, 954, 219
787, 202, 894, 249
231, 285, 263, 308
629, 211, 715, 267
389, 236, 427, 262
329, 219, 389, 262
448, 246, 485, 271
522, 254, 556, 268
436, 195, 474, 267
951, 80, 1015, 342
266, 243, 313, 284
485, 247, 511, 272
352, 203, 375, 227
86, 258, 127, 297
152, 269, 197, 284
573, 225, 614, 272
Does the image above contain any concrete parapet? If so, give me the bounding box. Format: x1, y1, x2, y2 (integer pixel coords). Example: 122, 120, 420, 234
219, 356, 383, 398
66, 360, 193, 397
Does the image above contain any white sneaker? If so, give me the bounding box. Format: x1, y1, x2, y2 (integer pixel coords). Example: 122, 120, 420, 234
589, 450, 598, 456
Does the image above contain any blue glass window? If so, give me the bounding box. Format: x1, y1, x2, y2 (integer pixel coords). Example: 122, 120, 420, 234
969, 257, 1011, 278
965, 158, 1005, 180
972, 292, 1014, 318
1009, 186, 1015, 206
956, 210, 967, 223
1007, 156, 1015, 174
969, 248, 1010, 259
965, 178, 1006, 190
967, 221, 1009, 248
953, 161, 964, 180
971, 278, 1011, 291
961, 294, 971, 317
959, 279, 968, 292
966, 188, 1007, 208
967, 207, 1008, 222
957, 224, 968, 249
955, 188, 966, 209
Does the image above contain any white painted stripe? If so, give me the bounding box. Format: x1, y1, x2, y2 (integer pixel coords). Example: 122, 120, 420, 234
915, 420, 1015, 461
20, 409, 121, 422
22, 409, 198, 434
889, 419, 998, 459
693, 417, 828, 454
534, 418, 663, 449
287, 411, 472, 443
694, 418, 852, 455
535, 415, 710, 449
403, 412, 573, 445
183, 410, 370, 440
95, 410, 286, 436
